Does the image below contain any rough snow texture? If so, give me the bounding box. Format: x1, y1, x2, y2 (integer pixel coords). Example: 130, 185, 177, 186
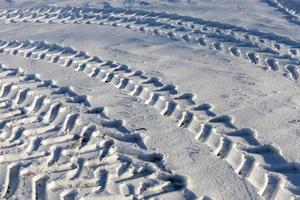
0, 1, 300, 200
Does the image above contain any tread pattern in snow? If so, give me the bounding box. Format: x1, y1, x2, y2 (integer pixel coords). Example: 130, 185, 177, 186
0, 39, 299, 199
1, 5, 300, 80
0, 63, 198, 199
261, 0, 300, 25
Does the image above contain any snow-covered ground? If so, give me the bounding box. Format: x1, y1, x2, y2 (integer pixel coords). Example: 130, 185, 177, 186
0, 0, 300, 199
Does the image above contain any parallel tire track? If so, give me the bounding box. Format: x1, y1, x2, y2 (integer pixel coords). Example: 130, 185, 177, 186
1, 5, 300, 80
0, 63, 199, 199
1, 39, 299, 199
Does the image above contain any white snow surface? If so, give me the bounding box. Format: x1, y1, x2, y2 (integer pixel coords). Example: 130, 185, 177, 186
0, 0, 300, 200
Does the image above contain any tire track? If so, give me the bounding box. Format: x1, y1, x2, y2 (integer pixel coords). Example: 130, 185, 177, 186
0, 63, 198, 199
261, 0, 300, 25
1, 5, 300, 80
1, 39, 299, 199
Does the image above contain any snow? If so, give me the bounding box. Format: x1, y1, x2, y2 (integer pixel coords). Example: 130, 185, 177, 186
0, 0, 299, 200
